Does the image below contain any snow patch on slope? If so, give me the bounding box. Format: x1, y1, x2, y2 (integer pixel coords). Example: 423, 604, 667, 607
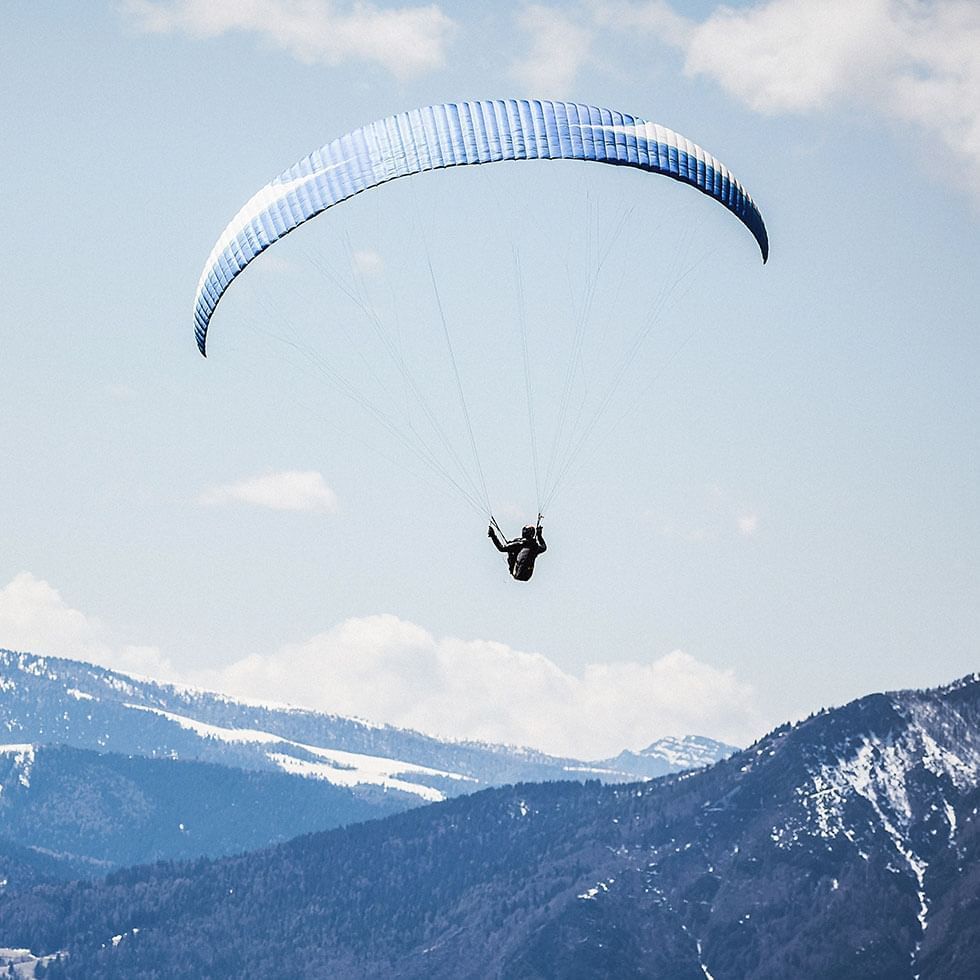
783, 699, 980, 849
577, 877, 615, 900
125, 703, 474, 801
0, 745, 35, 791
772, 693, 980, 968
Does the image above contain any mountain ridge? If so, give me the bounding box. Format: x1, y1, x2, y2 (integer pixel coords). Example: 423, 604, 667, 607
0, 647, 736, 796
2, 672, 975, 978
0, 742, 405, 877
0, 646, 736, 883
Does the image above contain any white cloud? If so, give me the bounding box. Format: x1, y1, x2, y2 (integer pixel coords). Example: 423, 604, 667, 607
198, 470, 339, 513
197, 614, 762, 756
598, 0, 980, 199
0, 574, 762, 757
511, 4, 595, 94
0, 572, 177, 679
737, 513, 759, 536
683, 0, 893, 113
352, 248, 384, 276
123, 0, 457, 78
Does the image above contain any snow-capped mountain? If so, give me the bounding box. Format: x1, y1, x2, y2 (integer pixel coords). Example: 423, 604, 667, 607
3, 673, 974, 978
642, 733, 736, 768
0, 647, 737, 884
0, 648, 720, 803
601, 733, 736, 778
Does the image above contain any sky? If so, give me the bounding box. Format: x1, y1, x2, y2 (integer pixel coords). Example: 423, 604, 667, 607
1, 0, 977, 759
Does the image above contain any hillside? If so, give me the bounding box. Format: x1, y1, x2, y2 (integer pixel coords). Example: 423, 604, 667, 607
2, 674, 976, 979
0, 744, 402, 876
0, 648, 735, 884
0, 649, 735, 799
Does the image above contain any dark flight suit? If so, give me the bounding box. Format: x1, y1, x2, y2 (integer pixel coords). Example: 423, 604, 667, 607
489, 525, 547, 581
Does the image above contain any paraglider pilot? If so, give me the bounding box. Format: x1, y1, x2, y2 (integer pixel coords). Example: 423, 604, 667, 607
488, 517, 547, 581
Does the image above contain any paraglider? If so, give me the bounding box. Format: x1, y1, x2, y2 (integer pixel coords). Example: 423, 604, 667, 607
193, 100, 769, 570
489, 517, 547, 582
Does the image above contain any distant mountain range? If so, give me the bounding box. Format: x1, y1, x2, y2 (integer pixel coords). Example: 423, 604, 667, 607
0, 648, 735, 877
2, 672, 976, 978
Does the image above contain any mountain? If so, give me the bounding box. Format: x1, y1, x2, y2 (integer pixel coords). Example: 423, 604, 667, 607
1, 674, 976, 979
0, 743, 403, 875
0, 648, 721, 798
0, 648, 730, 883
601, 734, 737, 779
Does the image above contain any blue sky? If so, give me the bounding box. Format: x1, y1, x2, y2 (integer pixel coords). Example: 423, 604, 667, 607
1, 0, 977, 757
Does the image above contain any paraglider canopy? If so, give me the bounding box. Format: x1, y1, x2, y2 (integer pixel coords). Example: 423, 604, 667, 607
194, 99, 768, 356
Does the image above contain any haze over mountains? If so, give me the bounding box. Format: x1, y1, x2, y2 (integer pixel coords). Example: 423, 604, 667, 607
0, 648, 735, 877
1, 669, 976, 978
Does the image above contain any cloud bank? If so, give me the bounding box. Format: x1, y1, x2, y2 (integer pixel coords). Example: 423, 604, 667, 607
124, 1, 980, 197
0, 572, 177, 680
197, 614, 760, 757
198, 470, 339, 513
123, 0, 456, 78
680, 0, 980, 194
575, 0, 980, 200
0, 574, 761, 758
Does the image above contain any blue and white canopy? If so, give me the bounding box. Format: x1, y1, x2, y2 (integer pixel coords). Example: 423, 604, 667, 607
194, 99, 769, 355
